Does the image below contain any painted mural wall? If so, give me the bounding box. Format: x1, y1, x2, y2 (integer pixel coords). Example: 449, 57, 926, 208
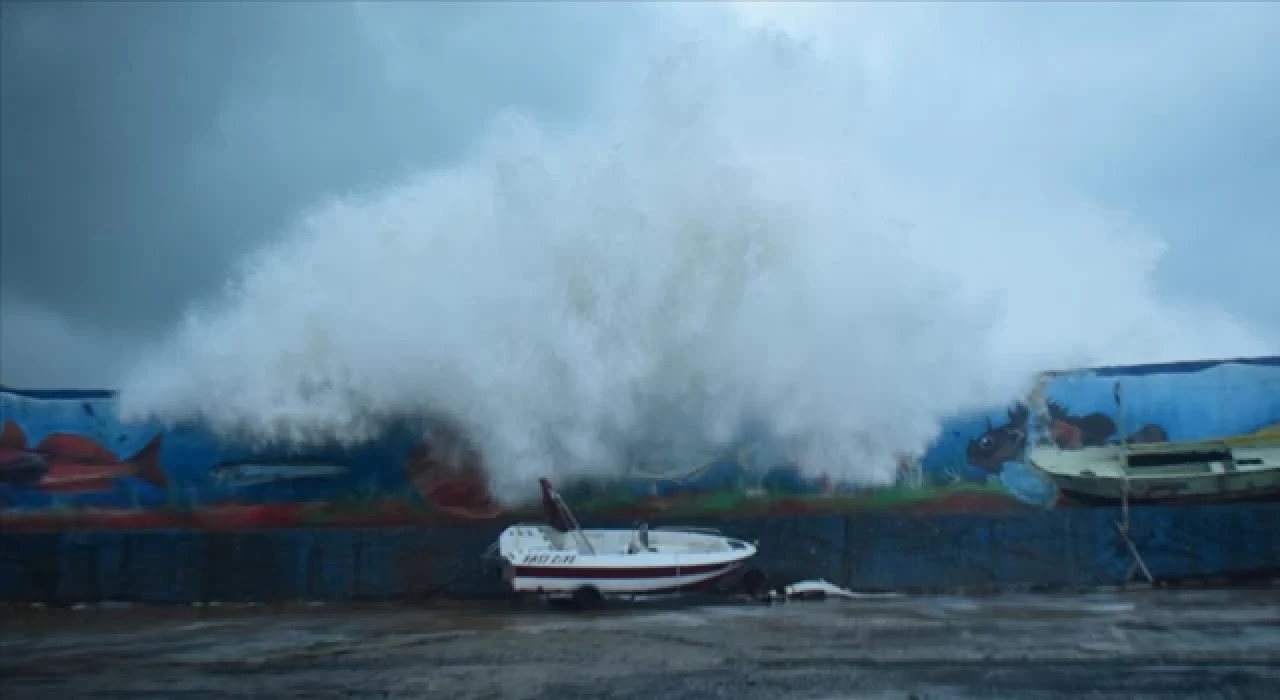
2, 357, 1277, 532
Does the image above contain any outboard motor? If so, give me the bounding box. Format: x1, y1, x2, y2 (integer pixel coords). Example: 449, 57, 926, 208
638, 522, 650, 550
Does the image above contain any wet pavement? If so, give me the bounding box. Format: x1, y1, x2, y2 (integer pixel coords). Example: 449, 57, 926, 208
2, 589, 1279, 699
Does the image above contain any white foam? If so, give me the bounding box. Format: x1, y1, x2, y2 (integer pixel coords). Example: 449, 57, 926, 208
116, 13, 1273, 500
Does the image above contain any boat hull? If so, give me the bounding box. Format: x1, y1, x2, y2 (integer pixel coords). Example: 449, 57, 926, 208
506, 558, 751, 595
1049, 470, 1280, 505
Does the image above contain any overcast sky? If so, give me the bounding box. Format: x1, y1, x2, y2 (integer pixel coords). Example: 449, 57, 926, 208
2, 1, 1277, 388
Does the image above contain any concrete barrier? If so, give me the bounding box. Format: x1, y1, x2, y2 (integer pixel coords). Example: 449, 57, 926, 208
4, 503, 1277, 604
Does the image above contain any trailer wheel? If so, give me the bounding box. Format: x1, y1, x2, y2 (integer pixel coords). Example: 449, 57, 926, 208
509, 592, 532, 609
741, 569, 771, 602
572, 585, 604, 610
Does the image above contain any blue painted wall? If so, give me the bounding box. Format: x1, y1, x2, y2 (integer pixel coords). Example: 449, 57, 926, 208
0, 393, 424, 512
3, 503, 1278, 603
3, 356, 1278, 513
919, 356, 1280, 506
2, 355, 1278, 602
1045, 357, 1280, 443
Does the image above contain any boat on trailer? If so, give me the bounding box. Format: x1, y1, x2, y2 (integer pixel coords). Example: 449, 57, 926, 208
491, 478, 759, 603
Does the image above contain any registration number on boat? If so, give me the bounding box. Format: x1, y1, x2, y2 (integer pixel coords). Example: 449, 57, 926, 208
521, 554, 577, 565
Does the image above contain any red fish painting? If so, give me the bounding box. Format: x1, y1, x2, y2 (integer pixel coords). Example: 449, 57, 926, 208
0, 419, 167, 493
403, 428, 501, 520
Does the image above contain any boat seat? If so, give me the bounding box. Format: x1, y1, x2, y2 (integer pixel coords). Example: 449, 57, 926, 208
626, 523, 654, 555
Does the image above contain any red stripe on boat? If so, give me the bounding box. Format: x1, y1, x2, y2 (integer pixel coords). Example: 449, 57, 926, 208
512, 561, 731, 579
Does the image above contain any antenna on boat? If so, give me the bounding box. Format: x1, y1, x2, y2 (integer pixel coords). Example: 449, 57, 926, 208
1109, 380, 1154, 585
1114, 381, 1128, 449
538, 478, 596, 555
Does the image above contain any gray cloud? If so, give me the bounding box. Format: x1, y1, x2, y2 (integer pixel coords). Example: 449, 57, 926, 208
1, 1, 655, 386
871, 3, 1280, 325
2, 1, 1277, 388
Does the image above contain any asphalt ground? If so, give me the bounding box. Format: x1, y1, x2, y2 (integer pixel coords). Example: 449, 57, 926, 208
3, 589, 1278, 699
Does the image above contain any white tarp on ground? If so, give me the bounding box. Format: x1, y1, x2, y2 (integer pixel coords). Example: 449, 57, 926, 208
780, 579, 902, 601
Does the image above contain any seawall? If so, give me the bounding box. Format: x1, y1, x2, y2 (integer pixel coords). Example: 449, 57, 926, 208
2, 356, 1278, 602
4, 504, 1280, 604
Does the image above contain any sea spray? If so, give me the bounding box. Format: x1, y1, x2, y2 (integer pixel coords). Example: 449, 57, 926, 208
116, 18, 1271, 500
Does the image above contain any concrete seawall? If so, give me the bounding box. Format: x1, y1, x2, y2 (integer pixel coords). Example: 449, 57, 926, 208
2, 355, 1278, 603
4, 503, 1278, 604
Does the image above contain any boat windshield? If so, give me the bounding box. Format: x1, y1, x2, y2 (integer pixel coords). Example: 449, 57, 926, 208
538, 478, 574, 532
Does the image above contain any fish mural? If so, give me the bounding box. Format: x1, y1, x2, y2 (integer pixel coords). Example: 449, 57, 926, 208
965, 402, 1169, 475
0, 419, 166, 494
209, 461, 350, 487
0, 421, 46, 486
0, 355, 1276, 527
966, 405, 1033, 474
402, 428, 502, 520
996, 461, 1058, 508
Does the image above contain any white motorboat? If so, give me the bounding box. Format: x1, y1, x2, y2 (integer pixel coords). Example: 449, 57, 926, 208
491, 478, 758, 601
